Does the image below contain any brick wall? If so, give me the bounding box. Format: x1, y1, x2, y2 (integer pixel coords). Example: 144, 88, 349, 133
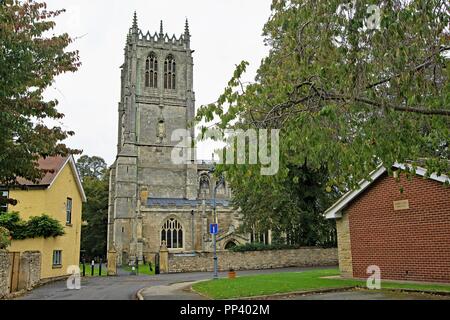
168, 248, 338, 273
346, 173, 450, 283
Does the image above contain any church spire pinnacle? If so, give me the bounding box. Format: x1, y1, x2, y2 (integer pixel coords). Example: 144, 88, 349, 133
184, 18, 190, 36
184, 18, 191, 48
132, 11, 138, 30
159, 20, 164, 36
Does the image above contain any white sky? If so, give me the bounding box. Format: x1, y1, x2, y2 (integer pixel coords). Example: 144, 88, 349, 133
43, 0, 272, 166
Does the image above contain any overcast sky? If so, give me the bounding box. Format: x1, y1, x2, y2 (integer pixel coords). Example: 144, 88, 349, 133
43, 0, 272, 166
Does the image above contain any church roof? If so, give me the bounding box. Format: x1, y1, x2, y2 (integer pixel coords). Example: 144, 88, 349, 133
147, 198, 230, 207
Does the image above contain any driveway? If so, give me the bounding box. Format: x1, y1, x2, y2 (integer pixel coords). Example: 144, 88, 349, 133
17, 266, 330, 300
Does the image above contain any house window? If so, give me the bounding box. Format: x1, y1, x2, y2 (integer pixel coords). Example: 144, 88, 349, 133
0, 190, 8, 213
161, 218, 183, 249
66, 198, 72, 225
164, 54, 176, 90
52, 250, 62, 266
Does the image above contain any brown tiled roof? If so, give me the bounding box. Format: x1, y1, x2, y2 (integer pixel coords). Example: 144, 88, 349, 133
15, 156, 70, 186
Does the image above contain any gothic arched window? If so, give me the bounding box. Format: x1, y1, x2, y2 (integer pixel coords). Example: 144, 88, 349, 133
164, 54, 176, 90
161, 218, 183, 249
225, 241, 237, 250
199, 174, 210, 190
145, 52, 158, 88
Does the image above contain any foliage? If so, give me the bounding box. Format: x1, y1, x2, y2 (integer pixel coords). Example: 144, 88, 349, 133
230, 163, 338, 247
26, 214, 65, 238
195, 0, 449, 245
79, 156, 109, 260
0, 226, 11, 250
76, 155, 107, 180
0, 211, 64, 239
0, 0, 81, 186
196, 0, 450, 192
192, 268, 450, 299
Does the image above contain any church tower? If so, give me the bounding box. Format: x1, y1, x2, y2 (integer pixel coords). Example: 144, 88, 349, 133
108, 13, 197, 265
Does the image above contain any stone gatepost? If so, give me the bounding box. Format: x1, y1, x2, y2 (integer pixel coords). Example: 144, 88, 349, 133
107, 247, 117, 276
159, 241, 169, 274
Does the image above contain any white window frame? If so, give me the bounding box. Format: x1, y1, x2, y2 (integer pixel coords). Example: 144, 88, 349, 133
52, 250, 62, 266
0, 190, 8, 213
66, 198, 72, 225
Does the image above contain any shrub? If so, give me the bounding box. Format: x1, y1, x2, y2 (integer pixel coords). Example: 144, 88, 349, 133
26, 214, 65, 238
0, 212, 65, 240
0, 212, 27, 239
0, 226, 11, 250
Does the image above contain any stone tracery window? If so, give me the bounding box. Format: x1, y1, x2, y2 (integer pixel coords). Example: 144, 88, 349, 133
161, 218, 183, 249
164, 54, 176, 89
145, 52, 158, 88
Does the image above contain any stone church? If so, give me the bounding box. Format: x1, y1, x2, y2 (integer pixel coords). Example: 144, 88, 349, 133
107, 14, 252, 266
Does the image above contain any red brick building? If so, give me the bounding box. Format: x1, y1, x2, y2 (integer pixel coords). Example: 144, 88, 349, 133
325, 163, 450, 283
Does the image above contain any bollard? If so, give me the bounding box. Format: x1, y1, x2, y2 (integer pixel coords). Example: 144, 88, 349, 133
149, 261, 153, 272
135, 257, 139, 275
155, 253, 160, 275
91, 260, 95, 276
99, 258, 102, 276
82, 259, 86, 277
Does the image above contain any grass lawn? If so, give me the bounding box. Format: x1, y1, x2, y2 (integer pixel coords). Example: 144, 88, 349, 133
192, 268, 450, 299
122, 263, 155, 276
79, 264, 108, 277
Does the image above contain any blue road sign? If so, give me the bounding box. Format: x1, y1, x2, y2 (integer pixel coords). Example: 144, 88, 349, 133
210, 223, 218, 235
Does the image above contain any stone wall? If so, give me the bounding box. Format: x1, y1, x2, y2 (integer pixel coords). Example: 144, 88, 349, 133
335, 214, 353, 277
0, 251, 11, 298
0, 251, 41, 299
18, 251, 41, 291
168, 248, 338, 273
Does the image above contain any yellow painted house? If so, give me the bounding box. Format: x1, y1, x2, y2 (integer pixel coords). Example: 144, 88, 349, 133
1, 155, 86, 280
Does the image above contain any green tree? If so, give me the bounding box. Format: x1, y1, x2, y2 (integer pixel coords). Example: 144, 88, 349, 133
196, 0, 449, 244
197, 0, 449, 191
78, 155, 109, 260
76, 155, 107, 180
0, 0, 81, 187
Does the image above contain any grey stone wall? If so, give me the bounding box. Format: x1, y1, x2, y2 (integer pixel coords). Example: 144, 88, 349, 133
0, 251, 41, 298
0, 251, 11, 298
18, 251, 41, 291
168, 248, 338, 273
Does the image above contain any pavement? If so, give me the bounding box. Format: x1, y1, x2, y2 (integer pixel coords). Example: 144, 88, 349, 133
15, 265, 450, 300
17, 266, 329, 300
263, 288, 450, 300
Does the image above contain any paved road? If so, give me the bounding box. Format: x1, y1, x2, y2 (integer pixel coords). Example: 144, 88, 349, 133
17, 266, 330, 300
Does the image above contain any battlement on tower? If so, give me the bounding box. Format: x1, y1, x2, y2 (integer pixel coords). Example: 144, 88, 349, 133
128, 12, 190, 49
137, 30, 187, 47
